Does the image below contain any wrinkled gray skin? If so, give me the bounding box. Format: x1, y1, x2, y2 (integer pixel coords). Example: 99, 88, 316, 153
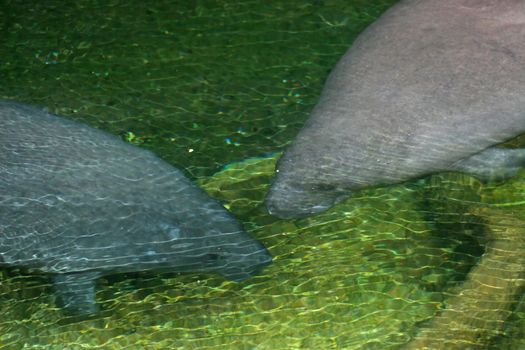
266, 0, 525, 219
0, 101, 271, 315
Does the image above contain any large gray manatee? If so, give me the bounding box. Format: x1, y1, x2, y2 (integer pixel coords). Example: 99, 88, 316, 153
266, 0, 525, 219
0, 100, 271, 315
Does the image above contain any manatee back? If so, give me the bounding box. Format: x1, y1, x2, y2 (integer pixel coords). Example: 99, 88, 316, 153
294, 0, 525, 186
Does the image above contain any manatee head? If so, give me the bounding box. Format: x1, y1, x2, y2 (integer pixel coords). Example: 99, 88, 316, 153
149, 213, 272, 281
212, 237, 272, 281
265, 174, 352, 219
264, 149, 352, 219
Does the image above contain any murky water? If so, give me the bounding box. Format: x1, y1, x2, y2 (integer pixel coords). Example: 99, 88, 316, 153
1, 1, 524, 349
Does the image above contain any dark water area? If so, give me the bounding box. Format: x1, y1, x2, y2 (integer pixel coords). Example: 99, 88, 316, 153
1, 0, 524, 349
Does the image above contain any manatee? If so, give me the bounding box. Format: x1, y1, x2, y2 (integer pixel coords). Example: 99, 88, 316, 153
265, 0, 525, 219
0, 100, 272, 315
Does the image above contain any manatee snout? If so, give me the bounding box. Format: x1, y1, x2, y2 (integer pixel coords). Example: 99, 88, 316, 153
265, 177, 346, 219
215, 239, 272, 281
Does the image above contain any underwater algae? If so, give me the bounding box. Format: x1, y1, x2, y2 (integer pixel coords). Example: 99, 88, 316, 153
0, 154, 482, 349
203, 157, 525, 349
0, 143, 524, 349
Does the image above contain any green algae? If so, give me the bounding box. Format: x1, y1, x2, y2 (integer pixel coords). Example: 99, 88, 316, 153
0, 154, 489, 349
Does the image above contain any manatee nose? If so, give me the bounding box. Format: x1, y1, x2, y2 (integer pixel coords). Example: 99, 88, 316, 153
266, 186, 344, 219
266, 200, 324, 219
221, 245, 272, 281
265, 197, 301, 219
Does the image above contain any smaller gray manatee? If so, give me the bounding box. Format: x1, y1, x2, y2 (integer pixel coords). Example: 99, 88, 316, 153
0, 100, 272, 315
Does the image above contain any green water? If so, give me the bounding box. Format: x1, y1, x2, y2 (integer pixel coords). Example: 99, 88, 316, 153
1, 0, 524, 349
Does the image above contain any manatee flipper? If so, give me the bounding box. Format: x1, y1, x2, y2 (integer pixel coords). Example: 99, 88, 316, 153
53, 271, 101, 315
450, 147, 525, 182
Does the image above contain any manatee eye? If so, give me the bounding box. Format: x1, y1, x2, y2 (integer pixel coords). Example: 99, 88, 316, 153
205, 253, 221, 262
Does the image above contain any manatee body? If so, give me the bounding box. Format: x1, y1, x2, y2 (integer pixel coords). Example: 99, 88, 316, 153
0, 100, 271, 314
266, 0, 525, 218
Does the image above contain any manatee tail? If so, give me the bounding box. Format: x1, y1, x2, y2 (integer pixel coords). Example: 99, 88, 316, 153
450, 147, 525, 181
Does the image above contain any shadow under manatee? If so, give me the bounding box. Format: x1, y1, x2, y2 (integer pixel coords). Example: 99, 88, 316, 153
403, 173, 525, 350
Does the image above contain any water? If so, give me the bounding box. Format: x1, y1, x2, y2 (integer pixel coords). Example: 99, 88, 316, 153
1, 0, 524, 349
